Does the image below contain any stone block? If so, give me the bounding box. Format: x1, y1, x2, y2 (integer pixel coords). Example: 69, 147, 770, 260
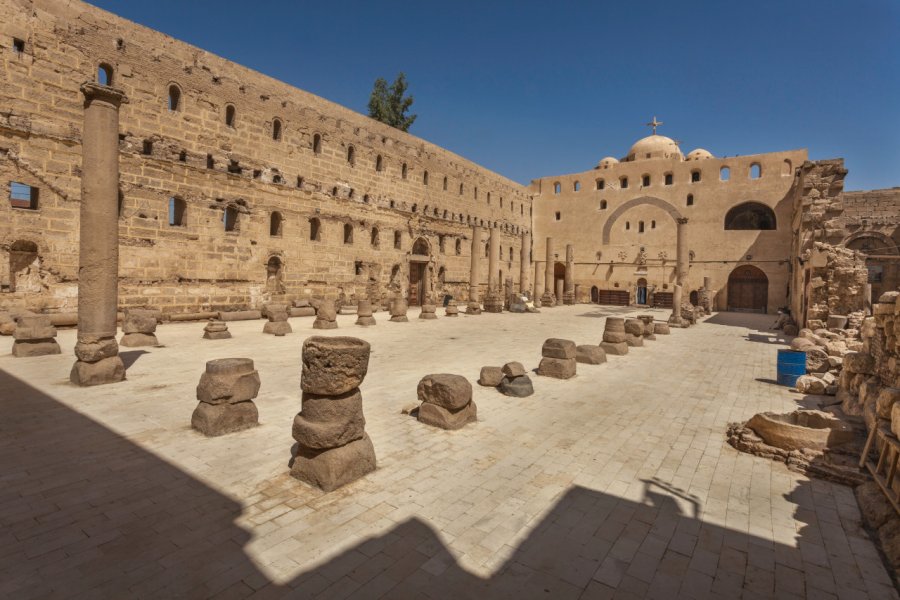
263, 320, 292, 336
219, 310, 262, 322
844, 351, 875, 374
498, 375, 534, 397
300, 389, 363, 423
502, 362, 527, 378
625, 334, 643, 347
602, 331, 627, 344
541, 338, 576, 359
74, 337, 119, 362
120, 332, 158, 347
478, 366, 503, 387
312, 319, 338, 329
290, 434, 376, 492
191, 401, 258, 436
122, 310, 158, 334
196, 358, 261, 404
576, 345, 607, 365
13, 325, 57, 340
355, 315, 376, 326
293, 411, 365, 450
653, 322, 671, 335
417, 374, 472, 411
876, 387, 900, 419
537, 357, 576, 379
12, 339, 61, 357
600, 341, 628, 356
290, 307, 317, 318
417, 401, 477, 430
795, 375, 826, 395
624, 319, 644, 336
301, 336, 370, 395
70, 356, 126, 386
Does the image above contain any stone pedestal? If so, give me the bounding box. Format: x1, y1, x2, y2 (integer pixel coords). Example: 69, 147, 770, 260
291, 337, 376, 491
537, 338, 577, 379
498, 361, 534, 397
71, 83, 128, 386
638, 315, 657, 341
355, 300, 376, 326
576, 345, 607, 365
600, 317, 629, 355
191, 358, 260, 436
563, 244, 575, 305
263, 303, 293, 335
654, 322, 671, 335
416, 373, 477, 429
542, 237, 556, 307
389, 298, 409, 322
12, 314, 61, 357
120, 309, 159, 347
445, 299, 459, 317
313, 300, 338, 329
203, 319, 231, 339
624, 318, 645, 347
466, 301, 482, 315
419, 303, 438, 320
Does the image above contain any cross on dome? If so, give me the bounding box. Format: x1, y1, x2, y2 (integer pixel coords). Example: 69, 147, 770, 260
646, 116, 663, 135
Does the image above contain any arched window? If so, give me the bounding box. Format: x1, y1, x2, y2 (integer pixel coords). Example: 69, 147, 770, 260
401, 163, 408, 179
394, 230, 402, 249
750, 163, 762, 179
600, 200, 607, 210
638, 221, 645, 233
312, 133, 322, 154
687, 194, 694, 206
270, 211, 283, 237
720, 166, 730, 181
375, 155, 383, 172
724, 202, 776, 230
443, 176, 448, 191
596, 179, 605, 190
309, 217, 321, 241
167, 84, 181, 112
487, 192, 492, 205
343, 223, 354, 244
225, 104, 236, 127
223, 205, 238, 232
455, 238, 462, 255
272, 118, 282, 141
553, 182, 561, 194
206, 154, 215, 169
651, 220, 656, 229
485, 243, 490, 257
574, 181, 581, 192
412, 237, 430, 256
168, 196, 186, 226
97, 63, 113, 86
371, 227, 379, 248
620, 177, 628, 189
641, 175, 650, 187
625, 221, 630, 230
783, 159, 793, 176
508, 248, 513, 261
347, 145, 355, 165
411, 203, 418, 213
691, 170, 701, 183
664, 173, 673, 185
439, 235, 446, 253
459, 183, 464, 195
474, 187, 478, 200
423, 171, 429, 186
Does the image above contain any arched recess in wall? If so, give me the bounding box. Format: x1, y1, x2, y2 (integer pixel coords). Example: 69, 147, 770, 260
265, 255, 285, 294
97, 63, 113, 86
8, 240, 39, 293
411, 237, 430, 256
727, 265, 768, 313
841, 230, 898, 255
601, 196, 683, 244
724, 202, 776, 230
269, 211, 283, 237
167, 84, 182, 112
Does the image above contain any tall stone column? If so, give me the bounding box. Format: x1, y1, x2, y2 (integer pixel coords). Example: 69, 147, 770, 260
676, 217, 689, 286
669, 284, 684, 327
533, 260, 543, 307
71, 83, 128, 386
563, 244, 575, 305
484, 228, 503, 312
467, 226, 482, 314
541, 237, 555, 307
520, 232, 531, 297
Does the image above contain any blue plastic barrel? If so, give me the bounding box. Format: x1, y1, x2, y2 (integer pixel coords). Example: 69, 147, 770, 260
777, 349, 806, 387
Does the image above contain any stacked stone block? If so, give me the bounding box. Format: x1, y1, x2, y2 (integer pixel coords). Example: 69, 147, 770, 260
416, 374, 478, 429
263, 303, 292, 335
638, 315, 657, 341
191, 358, 260, 436
654, 322, 671, 335
600, 317, 629, 355
120, 309, 159, 347
445, 299, 459, 317
203, 319, 231, 339
355, 300, 376, 326
624, 319, 644, 347
537, 338, 576, 379
478, 366, 503, 387
390, 298, 409, 322
576, 345, 607, 365
12, 314, 61, 357
312, 300, 337, 329
497, 361, 534, 397
291, 337, 376, 491
419, 302, 437, 320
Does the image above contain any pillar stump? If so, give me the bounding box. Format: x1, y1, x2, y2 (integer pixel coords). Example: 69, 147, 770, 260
264, 303, 293, 335
355, 300, 376, 326
191, 358, 260, 436
12, 314, 61, 357
120, 309, 159, 347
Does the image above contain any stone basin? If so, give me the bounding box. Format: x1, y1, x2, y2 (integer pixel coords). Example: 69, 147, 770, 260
746, 410, 855, 452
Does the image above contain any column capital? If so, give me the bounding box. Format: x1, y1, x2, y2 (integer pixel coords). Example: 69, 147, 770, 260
676, 217, 689, 225
81, 82, 128, 107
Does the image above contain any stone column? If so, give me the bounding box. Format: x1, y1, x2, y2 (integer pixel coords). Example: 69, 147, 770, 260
676, 217, 689, 286
71, 83, 128, 386
533, 260, 543, 307
563, 244, 575, 305
541, 237, 555, 307
520, 232, 531, 297
484, 228, 503, 312
669, 283, 684, 326
467, 226, 482, 314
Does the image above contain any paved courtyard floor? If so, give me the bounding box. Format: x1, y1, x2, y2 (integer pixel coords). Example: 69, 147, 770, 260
1, 306, 897, 599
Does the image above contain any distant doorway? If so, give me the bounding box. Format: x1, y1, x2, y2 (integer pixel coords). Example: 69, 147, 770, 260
636, 278, 648, 305
408, 237, 431, 306
689, 290, 699, 306
591, 285, 599, 303
727, 265, 768, 313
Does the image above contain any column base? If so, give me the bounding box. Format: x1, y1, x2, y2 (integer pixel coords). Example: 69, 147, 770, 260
466, 302, 482, 315
70, 356, 126, 386
483, 293, 503, 313
563, 292, 575, 305
541, 292, 556, 307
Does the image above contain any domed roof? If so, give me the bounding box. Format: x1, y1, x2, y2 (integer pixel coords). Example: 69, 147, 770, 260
686, 148, 714, 161
596, 156, 619, 169
626, 135, 682, 161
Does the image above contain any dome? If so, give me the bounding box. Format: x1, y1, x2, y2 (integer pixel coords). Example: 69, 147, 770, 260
596, 156, 619, 169
686, 148, 714, 161
626, 135, 682, 161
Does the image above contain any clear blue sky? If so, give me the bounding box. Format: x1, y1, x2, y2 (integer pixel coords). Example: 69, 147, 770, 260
89, 0, 899, 191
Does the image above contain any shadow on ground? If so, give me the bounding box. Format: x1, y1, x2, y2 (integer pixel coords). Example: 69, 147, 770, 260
0, 368, 885, 598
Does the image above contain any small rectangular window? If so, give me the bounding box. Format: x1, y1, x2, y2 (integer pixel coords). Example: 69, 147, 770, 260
169, 197, 185, 226
665, 173, 673, 185
9, 182, 38, 210
142, 140, 153, 155
13, 38, 25, 54
555, 211, 561, 221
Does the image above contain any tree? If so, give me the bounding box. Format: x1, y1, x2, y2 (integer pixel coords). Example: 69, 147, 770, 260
368, 72, 417, 132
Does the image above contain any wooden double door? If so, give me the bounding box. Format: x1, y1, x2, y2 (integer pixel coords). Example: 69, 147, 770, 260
408, 262, 426, 306
727, 265, 768, 313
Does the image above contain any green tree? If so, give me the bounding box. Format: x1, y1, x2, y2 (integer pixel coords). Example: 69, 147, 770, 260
367, 72, 417, 132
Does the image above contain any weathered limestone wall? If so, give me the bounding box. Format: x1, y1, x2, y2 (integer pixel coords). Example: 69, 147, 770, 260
0, 0, 532, 314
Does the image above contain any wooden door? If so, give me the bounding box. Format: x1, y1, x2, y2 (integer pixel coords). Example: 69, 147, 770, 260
408, 263, 424, 306
727, 266, 768, 313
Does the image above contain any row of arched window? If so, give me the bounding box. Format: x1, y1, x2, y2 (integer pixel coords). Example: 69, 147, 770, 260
624, 220, 657, 233
598, 194, 696, 211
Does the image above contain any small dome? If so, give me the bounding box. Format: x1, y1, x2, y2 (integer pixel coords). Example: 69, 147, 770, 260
686, 148, 714, 161
597, 156, 619, 169
626, 135, 682, 161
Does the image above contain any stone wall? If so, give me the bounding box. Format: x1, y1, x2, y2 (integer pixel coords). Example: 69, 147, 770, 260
0, 0, 532, 315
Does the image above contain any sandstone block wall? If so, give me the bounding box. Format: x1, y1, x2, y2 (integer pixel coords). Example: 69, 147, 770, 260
0, 0, 532, 315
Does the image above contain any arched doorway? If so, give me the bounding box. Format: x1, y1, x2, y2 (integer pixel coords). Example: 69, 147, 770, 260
635, 278, 648, 305
408, 237, 431, 306
265, 255, 284, 294
554, 262, 566, 301
689, 290, 699, 306
591, 285, 599, 303
727, 265, 768, 313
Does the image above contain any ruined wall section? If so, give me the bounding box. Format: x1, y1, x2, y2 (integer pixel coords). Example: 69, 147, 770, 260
0, 0, 532, 313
